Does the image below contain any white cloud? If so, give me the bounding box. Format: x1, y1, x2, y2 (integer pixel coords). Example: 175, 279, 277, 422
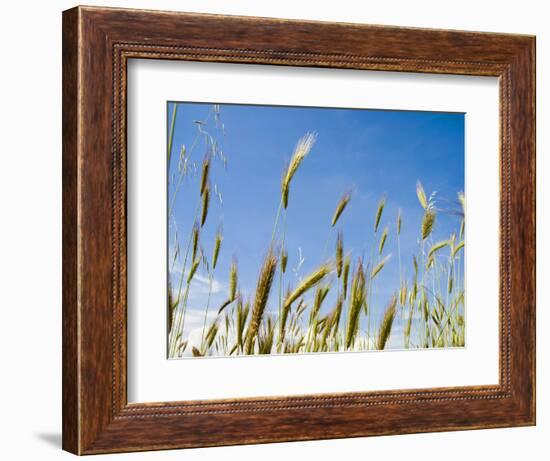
170, 308, 239, 357
169, 308, 219, 357
191, 273, 223, 295
170, 264, 225, 298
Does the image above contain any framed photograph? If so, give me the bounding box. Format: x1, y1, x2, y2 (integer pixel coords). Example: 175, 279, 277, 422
62, 6, 535, 455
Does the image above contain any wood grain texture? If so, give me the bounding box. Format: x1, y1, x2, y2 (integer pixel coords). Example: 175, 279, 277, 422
62, 5, 536, 455
62, 7, 79, 454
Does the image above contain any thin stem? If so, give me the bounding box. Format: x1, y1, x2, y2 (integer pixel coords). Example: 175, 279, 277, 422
167, 103, 178, 165
278, 210, 287, 325
271, 197, 283, 244
170, 277, 193, 357
367, 273, 373, 350
397, 230, 404, 344
168, 131, 201, 218
168, 203, 200, 357
420, 239, 428, 347
445, 254, 452, 340
321, 226, 332, 260
168, 107, 216, 218
200, 271, 214, 349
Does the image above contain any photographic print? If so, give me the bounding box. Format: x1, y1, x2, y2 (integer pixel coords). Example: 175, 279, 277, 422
62, 9, 536, 452
167, 102, 465, 359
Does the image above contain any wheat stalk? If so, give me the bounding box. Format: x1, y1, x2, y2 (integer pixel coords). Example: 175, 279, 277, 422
416, 180, 428, 210
258, 317, 275, 354
278, 292, 293, 345
281, 248, 288, 273
332, 192, 351, 226
342, 256, 351, 299
336, 231, 344, 277
245, 249, 278, 354
217, 298, 232, 315
452, 240, 465, 257
310, 285, 330, 324
421, 209, 436, 240
229, 258, 238, 301
192, 346, 203, 357
167, 104, 178, 164
204, 321, 219, 350
200, 228, 223, 348
428, 240, 449, 258
167, 282, 176, 333
200, 155, 210, 196
377, 296, 397, 350
396, 208, 402, 235
378, 227, 388, 255
374, 196, 386, 232
331, 293, 345, 336
283, 262, 332, 310
201, 184, 210, 227
187, 258, 200, 283
371, 254, 392, 280
191, 223, 200, 263
281, 133, 316, 209
212, 229, 222, 270
236, 296, 249, 350
458, 191, 465, 214
345, 261, 366, 349
399, 283, 408, 306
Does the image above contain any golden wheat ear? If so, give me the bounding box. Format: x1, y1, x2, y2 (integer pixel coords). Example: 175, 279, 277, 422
281, 132, 316, 209
283, 262, 332, 311
374, 196, 386, 232
377, 296, 398, 350
245, 249, 278, 354
421, 209, 436, 240
212, 229, 222, 270
332, 192, 351, 227
336, 231, 344, 278
200, 183, 210, 227
229, 258, 238, 302
345, 260, 367, 349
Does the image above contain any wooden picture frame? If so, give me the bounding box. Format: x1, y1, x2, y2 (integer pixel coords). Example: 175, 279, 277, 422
62, 5, 536, 455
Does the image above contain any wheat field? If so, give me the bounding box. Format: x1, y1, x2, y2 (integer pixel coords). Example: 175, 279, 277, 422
167, 103, 465, 358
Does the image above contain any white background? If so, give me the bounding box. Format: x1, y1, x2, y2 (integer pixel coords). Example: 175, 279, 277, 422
0, 0, 546, 460
128, 60, 499, 402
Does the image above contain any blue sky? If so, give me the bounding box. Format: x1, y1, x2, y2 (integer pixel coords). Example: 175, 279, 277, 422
167, 101, 464, 348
